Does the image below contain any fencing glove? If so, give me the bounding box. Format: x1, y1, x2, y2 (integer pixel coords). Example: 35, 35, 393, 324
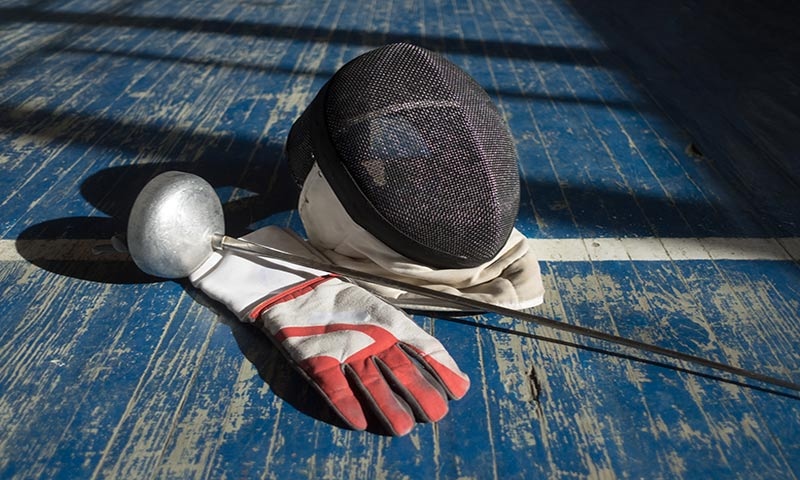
189, 225, 470, 436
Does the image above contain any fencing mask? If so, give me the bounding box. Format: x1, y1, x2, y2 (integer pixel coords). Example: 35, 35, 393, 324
286, 43, 544, 310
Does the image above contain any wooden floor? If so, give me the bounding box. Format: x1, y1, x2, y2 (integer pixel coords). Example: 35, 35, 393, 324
1, 0, 799, 478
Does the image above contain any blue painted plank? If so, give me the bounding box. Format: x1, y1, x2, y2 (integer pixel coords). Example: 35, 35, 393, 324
1, 0, 799, 478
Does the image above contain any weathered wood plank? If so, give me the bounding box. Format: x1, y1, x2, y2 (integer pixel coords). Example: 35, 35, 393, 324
1, 0, 798, 478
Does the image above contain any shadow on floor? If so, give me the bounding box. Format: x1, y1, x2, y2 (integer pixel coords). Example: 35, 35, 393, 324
567, 0, 800, 234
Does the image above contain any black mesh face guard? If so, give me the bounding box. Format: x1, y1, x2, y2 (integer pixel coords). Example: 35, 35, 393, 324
286, 43, 520, 269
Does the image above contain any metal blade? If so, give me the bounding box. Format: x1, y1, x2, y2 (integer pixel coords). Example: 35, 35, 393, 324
213, 234, 800, 394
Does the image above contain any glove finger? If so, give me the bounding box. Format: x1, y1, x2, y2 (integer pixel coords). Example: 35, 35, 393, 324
399, 343, 470, 400
346, 359, 415, 436
374, 345, 449, 423
298, 356, 368, 431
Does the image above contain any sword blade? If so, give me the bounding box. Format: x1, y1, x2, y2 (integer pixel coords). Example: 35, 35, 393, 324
213, 234, 800, 394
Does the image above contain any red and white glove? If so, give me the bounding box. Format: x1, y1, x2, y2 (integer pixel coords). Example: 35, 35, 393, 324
189, 226, 470, 436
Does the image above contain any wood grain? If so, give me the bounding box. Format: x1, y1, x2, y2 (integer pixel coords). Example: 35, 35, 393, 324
1, 0, 798, 478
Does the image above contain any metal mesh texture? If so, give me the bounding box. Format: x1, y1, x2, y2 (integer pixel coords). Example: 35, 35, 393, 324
286, 43, 520, 269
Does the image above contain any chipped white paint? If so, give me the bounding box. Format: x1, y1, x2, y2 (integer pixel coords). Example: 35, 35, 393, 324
2, 0, 799, 478
526, 237, 800, 262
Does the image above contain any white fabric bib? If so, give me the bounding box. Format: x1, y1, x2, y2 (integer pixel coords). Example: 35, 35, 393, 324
298, 164, 545, 311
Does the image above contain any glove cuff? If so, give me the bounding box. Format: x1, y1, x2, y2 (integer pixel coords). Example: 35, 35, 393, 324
189, 226, 331, 320
246, 274, 337, 321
